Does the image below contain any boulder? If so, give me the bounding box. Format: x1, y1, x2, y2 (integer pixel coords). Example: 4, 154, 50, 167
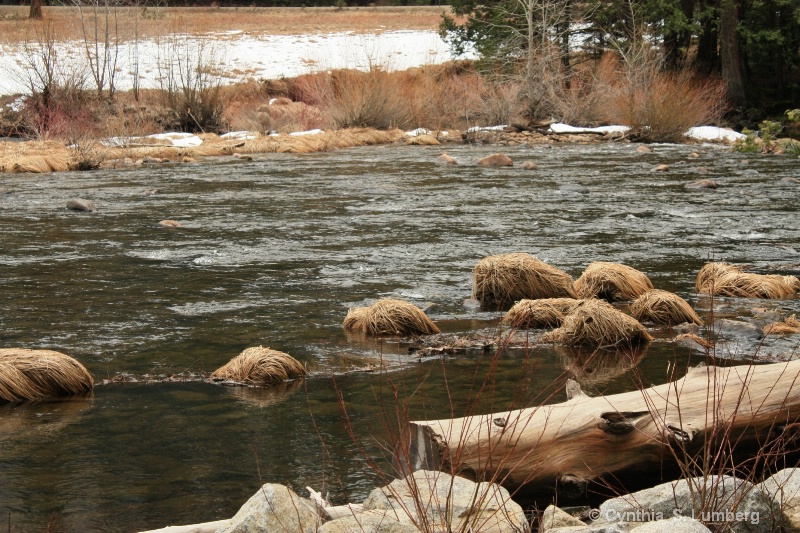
629, 517, 711, 532
685, 179, 717, 189
66, 198, 96, 212
159, 220, 182, 228
540, 505, 585, 531
362, 470, 529, 533
597, 475, 779, 533
761, 468, 800, 532
477, 153, 513, 167
636, 145, 652, 153
654, 164, 669, 172
319, 510, 420, 533
520, 160, 538, 170
217, 483, 320, 533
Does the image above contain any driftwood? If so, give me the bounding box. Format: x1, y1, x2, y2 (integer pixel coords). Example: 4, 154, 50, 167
407, 360, 800, 498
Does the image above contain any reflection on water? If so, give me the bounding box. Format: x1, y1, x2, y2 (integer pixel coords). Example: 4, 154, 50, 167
0, 142, 798, 531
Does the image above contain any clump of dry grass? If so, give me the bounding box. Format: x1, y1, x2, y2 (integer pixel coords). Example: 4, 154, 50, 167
502, 298, 581, 329
695, 262, 798, 299
0, 348, 94, 403
763, 315, 800, 335
343, 298, 440, 337
539, 299, 653, 348
573, 261, 654, 302
472, 253, 576, 310
211, 346, 306, 385
674, 332, 712, 350
630, 289, 704, 326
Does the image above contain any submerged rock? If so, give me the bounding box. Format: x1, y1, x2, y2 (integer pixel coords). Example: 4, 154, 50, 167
477, 153, 513, 167
66, 198, 96, 212
654, 164, 669, 172
437, 153, 457, 165
636, 145, 652, 153
686, 179, 717, 189
520, 160, 538, 170
158, 220, 182, 228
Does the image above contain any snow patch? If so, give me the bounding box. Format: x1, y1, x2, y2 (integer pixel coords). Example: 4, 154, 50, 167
549, 123, 631, 134
685, 126, 745, 142
290, 129, 323, 136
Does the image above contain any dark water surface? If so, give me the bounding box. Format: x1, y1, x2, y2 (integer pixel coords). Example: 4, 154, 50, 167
1, 142, 799, 532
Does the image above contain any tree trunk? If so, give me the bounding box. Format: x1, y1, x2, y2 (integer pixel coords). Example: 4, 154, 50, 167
407, 360, 800, 498
720, 0, 746, 106
29, 0, 43, 19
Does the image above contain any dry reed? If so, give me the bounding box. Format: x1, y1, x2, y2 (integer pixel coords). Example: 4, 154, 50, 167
502, 298, 581, 329
573, 261, 654, 302
629, 289, 703, 326
0, 348, 93, 402
539, 299, 653, 348
695, 262, 798, 299
211, 346, 306, 385
472, 253, 576, 309
343, 298, 440, 336
763, 315, 800, 335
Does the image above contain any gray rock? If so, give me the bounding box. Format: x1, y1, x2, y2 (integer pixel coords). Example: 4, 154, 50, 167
547, 526, 626, 533
761, 468, 800, 532
66, 198, 96, 212
319, 510, 421, 533
598, 475, 779, 533
216, 483, 320, 533
714, 319, 763, 340
362, 470, 529, 533
629, 517, 711, 532
541, 504, 585, 531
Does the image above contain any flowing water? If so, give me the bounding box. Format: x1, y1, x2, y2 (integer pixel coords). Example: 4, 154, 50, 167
0, 142, 798, 532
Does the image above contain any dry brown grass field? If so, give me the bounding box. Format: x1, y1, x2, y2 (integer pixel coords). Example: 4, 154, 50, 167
0, 5, 451, 43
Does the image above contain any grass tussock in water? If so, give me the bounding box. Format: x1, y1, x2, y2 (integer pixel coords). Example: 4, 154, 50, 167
539, 298, 653, 348
696, 262, 799, 299
630, 289, 703, 326
472, 253, 576, 310
573, 261, 654, 302
502, 298, 582, 329
0, 348, 94, 403
343, 298, 440, 337
763, 315, 800, 335
211, 346, 306, 385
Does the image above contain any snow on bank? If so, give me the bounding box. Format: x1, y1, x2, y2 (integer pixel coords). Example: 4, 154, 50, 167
685, 126, 745, 143
0, 30, 474, 97
549, 123, 631, 134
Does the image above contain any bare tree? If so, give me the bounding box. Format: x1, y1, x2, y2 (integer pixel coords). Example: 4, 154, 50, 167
75, 0, 122, 100
29, 0, 44, 19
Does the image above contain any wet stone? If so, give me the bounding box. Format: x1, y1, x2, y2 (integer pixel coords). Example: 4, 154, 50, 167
685, 179, 717, 189
66, 198, 96, 212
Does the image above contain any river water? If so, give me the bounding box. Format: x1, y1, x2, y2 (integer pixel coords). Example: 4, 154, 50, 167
0, 141, 798, 532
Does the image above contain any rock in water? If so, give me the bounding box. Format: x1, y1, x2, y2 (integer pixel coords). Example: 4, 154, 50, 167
477, 153, 513, 167
66, 198, 96, 212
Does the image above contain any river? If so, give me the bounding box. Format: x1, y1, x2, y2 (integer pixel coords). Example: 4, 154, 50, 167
0, 141, 798, 531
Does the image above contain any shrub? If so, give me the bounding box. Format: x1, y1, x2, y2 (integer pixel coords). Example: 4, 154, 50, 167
599, 56, 728, 142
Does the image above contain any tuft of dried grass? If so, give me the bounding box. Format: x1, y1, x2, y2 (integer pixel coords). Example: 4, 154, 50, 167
0, 348, 93, 403
763, 315, 800, 335
472, 253, 576, 309
539, 299, 653, 348
695, 262, 798, 299
343, 298, 440, 337
502, 298, 582, 329
674, 332, 712, 350
630, 289, 703, 326
211, 346, 306, 385
573, 261, 654, 302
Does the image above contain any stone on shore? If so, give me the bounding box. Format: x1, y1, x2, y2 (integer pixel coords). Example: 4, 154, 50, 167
761, 468, 800, 532
361, 470, 529, 533
540, 505, 585, 531
216, 483, 320, 533
319, 510, 420, 533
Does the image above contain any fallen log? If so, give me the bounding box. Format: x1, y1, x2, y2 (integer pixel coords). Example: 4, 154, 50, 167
407, 360, 800, 499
